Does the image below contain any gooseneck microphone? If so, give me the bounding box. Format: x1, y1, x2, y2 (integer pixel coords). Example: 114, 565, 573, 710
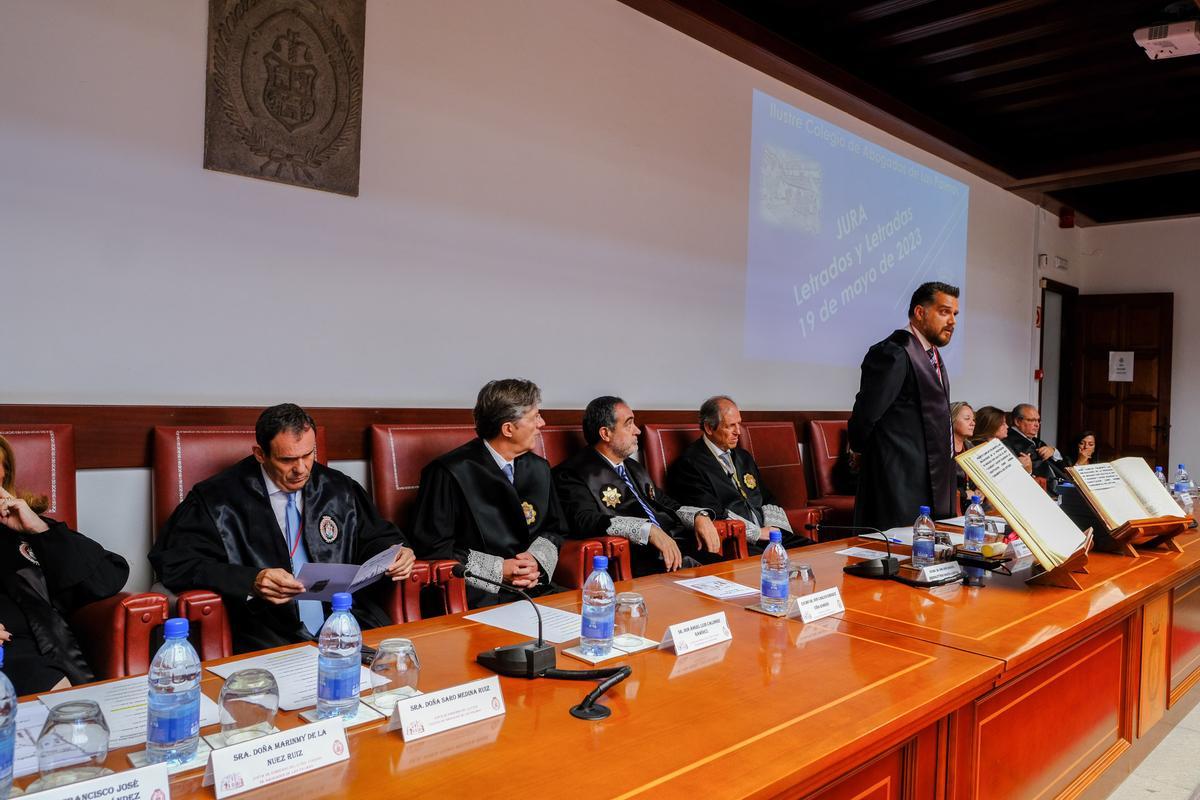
806, 523, 902, 578
451, 564, 557, 678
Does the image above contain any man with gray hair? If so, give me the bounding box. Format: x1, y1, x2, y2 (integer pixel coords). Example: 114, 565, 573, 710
1004, 403, 1068, 483
667, 396, 810, 554
410, 379, 565, 608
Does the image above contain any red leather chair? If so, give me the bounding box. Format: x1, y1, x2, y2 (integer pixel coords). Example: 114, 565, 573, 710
633, 424, 748, 560
807, 419, 856, 526
739, 422, 828, 535
0, 424, 171, 678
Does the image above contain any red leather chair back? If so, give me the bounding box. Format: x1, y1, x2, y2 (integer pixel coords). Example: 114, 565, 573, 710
0, 424, 77, 528
640, 424, 701, 489
152, 426, 327, 536
535, 425, 588, 467
739, 422, 801, 466
369, 425, 477, 530
808, 420, 847, 498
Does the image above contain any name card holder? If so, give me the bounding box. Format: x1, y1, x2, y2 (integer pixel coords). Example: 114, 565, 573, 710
205, 718, 349, 799
24, 763, 171, 800
388, 676, 506, 742
658, 612, 732, 656
794, 587, 844, 623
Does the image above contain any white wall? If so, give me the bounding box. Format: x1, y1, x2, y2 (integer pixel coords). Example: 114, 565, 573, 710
1, 0, 1043, 588
1080, 217, 1200, 469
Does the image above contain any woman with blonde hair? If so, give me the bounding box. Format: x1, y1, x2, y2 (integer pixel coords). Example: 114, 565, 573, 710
972, 407, 1033, 473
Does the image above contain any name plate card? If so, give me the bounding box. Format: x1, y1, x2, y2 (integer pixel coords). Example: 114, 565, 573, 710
206, 718, 349, 799
795, 587, 844, 623
658, 611, 732, 656
923, 561, 963, 582
1011, 539, 1033, 559
29, 763, 171, 800
389, 676, 505, 742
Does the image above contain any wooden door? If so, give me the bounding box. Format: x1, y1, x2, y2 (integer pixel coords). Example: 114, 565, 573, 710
1068, 293, 1173, 465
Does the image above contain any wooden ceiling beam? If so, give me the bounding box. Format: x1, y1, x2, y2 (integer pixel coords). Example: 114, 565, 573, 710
875, 0, 1055, 46
1007, 149, 1200, 192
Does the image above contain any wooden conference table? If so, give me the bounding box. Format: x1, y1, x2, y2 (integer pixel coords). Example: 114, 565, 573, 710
24, 530, 1200, 800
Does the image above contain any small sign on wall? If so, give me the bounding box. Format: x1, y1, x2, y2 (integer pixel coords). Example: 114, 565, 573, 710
1108, 351, 1134, 382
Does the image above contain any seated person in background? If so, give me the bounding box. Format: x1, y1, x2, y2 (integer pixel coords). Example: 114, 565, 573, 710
667, 396, 809, 554
1066, 430, 1097, 467
150, 404, 414, 653
1005, 404, 1069, 482
0, 435, 129, 694
555, 396, 725, 576
973, 406, 1033, 474
410, 379, 564, 608
951, 401, 977, 511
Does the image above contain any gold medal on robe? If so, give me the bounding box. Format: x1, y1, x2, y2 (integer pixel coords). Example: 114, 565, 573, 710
601, 486, 622, 508
742, 473, 757, 490
522, 501, 537, 526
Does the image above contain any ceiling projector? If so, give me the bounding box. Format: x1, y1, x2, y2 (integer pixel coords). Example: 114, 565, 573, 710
1134, 20, 1200, 59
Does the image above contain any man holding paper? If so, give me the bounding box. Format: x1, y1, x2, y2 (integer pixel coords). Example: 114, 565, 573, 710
150, 404, 414, 652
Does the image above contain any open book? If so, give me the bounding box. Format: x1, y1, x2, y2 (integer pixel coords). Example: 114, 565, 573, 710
1066, 458, 1186, 531
956, 439, 1089, 569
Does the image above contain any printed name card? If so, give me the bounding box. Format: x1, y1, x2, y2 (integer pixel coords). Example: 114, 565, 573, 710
389, 676, 505, 742
795, 587, 844, 623
658, 611, 732, 656
28, 763, 170, 800
1011, 539, 1033, 559
923, 561, 963, 582
206, 718, 348, 799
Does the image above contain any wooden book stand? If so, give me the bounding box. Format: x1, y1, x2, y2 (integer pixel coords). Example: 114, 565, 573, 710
1026, 530, 1093, 590
1099, 516, 1193, 557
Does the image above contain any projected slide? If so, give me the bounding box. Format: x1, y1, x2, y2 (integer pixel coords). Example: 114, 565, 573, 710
745, 90, 969, 368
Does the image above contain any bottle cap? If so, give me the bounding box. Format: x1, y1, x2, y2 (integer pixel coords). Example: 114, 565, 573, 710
592, 555, 609, 571
970, 495, 981, 504
1180, 464, 1187, 470
331, 592, 353, 612
769, 529, 783, 543
919, 505, 931, 516
163, 618, 189, 639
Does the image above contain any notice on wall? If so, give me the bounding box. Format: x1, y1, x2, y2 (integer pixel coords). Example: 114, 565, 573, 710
1108, 351, 1134, 382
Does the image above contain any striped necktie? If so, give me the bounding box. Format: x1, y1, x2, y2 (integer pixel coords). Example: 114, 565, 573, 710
616, 463, 660, 528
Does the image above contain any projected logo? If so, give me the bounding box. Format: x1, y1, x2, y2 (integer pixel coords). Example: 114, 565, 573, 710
759, 145, 821, 234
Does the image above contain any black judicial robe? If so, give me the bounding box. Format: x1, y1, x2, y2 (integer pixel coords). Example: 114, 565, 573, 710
667, 439, 810, 554
0, 520, 129, 695
1004, 428, 1069, 483
553, 448, 720, 576
409, 439, 565, 609
149, 457, 405, 653
849, 329, 954, 530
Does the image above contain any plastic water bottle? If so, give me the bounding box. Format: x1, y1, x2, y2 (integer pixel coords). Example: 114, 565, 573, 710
0, 647, 15, 798
1156, 465, 1168, 487
760, 530, 790, 614
963, 496, 986, 554
912, 505, 937, 568
580, 555, 616, 658
146, 618, 201, 764
1174, 464, 1194, 493
317, 592, 361, 720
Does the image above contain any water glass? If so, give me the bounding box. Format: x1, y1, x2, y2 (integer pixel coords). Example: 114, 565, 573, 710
367, 638, 420, 712
789, 563, 816, 598
613, 592, 648, 648
218, 668, 280, 745
28, 701, 112, 791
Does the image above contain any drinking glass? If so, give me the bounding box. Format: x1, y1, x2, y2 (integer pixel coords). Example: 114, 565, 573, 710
613, 592, 648, 649
28, 701, 111, 791
218, 668, 280, 746
789, 563, 816, 598
367, 638, 420, 712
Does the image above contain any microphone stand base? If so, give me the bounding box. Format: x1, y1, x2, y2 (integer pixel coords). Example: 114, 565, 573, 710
477, 641, 558, 679
569, 702, 611, 721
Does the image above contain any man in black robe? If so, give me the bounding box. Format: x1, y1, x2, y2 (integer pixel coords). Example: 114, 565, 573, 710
848, 281, 959, 530
1005, 404, 1069, 483
149, 404, 414, 653
554, 396, 725, 576
409, 379, 564, 608
667, 396, 810, 554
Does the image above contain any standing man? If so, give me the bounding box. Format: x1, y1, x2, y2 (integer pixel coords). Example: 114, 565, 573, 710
848, 281, 959, 530
1005, 404, 1069, 482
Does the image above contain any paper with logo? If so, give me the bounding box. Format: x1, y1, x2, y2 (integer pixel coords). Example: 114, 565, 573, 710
38, 676, 219, 750
464, 603, 582, 644
795, 587, 844, 623
674, 576, 758, 599
658, 612, 732, 655
388, 676, 505, 742
206, 645, 370, 710
26, 763, 170, 800
295, 544, 402, 600
206, 718, 348, 799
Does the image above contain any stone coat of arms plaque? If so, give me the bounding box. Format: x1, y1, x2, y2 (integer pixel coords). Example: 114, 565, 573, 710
204, 0, 366, 196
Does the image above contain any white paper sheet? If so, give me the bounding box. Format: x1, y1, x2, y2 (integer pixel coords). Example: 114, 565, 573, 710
205, 645, 371, 711
674, 576, 759, 599
938, 515, 1008, 533
295, 544, 402, 600
836, 546, 910, 562
878, 528, 964, 546
38, 676, 219, 750
15, 701, 48, 777
464, 602, 582, 644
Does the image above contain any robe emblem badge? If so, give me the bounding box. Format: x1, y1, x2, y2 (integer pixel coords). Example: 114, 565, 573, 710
18, 541, 39, 565
742, 473, 757, 490
319, 515, 339, 543
601, 486, 622, 508
522, 501, 537, 526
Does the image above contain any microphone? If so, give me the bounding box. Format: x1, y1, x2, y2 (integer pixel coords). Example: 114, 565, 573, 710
805, 523, 902, 578
451, 564, 557, 678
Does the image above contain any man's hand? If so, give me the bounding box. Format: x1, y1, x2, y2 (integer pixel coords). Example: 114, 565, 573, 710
385, 546, 417, 581
1036, 444, 1056, 461
0, 623, 10, 643
0, 492, 49, 535
1018, 453, 1034, 473
253, 568, 305, 605
502, 552, 541, 588
648, 527, 683, 571
847, 450, 861, 472
694, 514, 721, 555
757, 526, 774, 543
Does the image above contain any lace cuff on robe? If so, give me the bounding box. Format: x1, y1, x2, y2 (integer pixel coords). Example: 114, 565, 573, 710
763, 504, 793, 533
527, 536, 559, 580
605, 516, 650, 545
465, 549, 504, 594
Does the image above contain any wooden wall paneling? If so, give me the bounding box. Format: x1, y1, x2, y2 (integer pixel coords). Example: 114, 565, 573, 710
1137, 593, 1170, 737
800, 722, 940, 800
1170, 574, 1200, 704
